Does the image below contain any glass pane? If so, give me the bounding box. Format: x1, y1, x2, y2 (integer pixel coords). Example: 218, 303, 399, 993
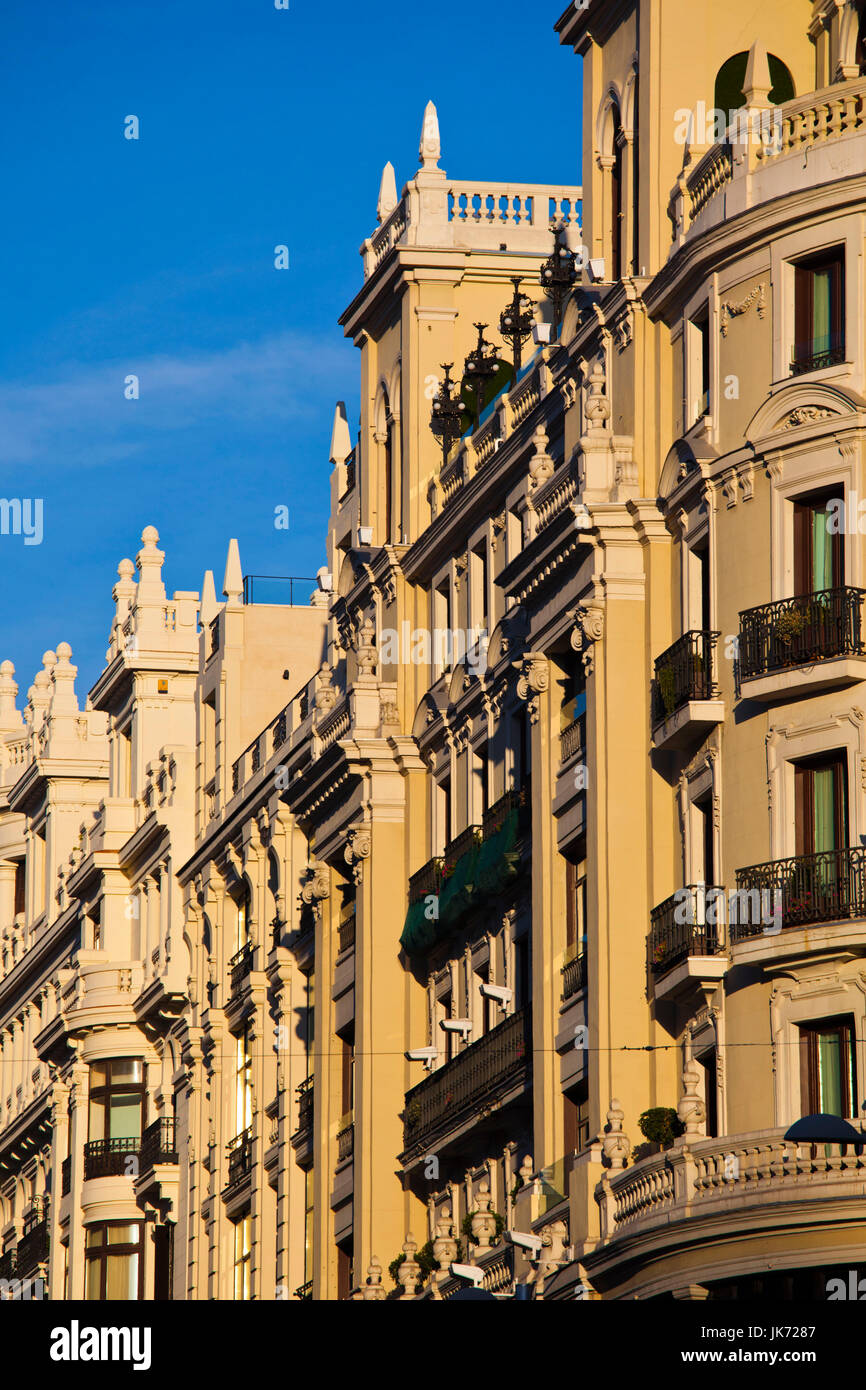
107, 1223, 141, 1247
90, 1062, 110, 1088
817, 1030, 844, 1115
108, 1093, 142, 1140
813, 767, 837, 854
86, 1226, 104, 1250
84, 1258, 102, 1299
110, 1059, 143, 1084
88, 1097, 107, 1142
812, 268, 832, 355
812, 508, 833, 591
105, 1252, 139, 1300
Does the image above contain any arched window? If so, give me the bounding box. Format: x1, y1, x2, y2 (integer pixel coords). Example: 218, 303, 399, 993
611, 106, 624, 279
714, 52, 795, 119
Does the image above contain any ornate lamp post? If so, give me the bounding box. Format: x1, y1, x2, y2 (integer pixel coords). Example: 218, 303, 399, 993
499, 278, 535, 385
461, 323, 501, 432
540, 222, 578, 340
429, 364, 465, 469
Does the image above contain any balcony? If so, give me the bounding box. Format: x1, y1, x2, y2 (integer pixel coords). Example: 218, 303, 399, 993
732, 846, 866, 964
791, 339, 845, 377
16, 1200, 49, 1275
560, 716, 584, 765
83, 1136, 140, 1181
738, 587, 866, 701
337, 1120, 354, 1162
292, 1076, 314, 1163
402, 1007, 531, 1162
587, 1127, 866, 1300
648, 885, 728, 1004
294, 1280, 313, 1301
139, 1117, 178, 1170
562, 950, 587, 1001
225, 1128, 253, 1190
0, 1248, 16, 1282
651, 630, 723, 751
229, 942, 254, 993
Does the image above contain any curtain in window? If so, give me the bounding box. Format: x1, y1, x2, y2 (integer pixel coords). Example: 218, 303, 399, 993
813, 765, 837, 854
105, 1251, 139, 1300
811, 505, 834, 591
812, 267, 832, 356
817, 1029, 844, 1115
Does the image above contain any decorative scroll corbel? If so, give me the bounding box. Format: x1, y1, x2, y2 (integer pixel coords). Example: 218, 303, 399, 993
569, 603, 604, 677
514, 653, 549, 725
344, 826, 372, 886
300, 861, 330, 906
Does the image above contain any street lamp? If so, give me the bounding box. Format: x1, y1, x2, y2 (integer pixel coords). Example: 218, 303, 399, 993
540, 221, 578, 340
429, 363, 465, 469
461, 323, 501, 433
499, 277, 535, 385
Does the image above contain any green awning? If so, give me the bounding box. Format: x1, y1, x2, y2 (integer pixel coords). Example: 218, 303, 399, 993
400, 897, 438, 956
475, 809, 520, 897
438, 841, 481, 931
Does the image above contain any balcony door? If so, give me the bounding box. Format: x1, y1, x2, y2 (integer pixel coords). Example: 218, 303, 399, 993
793, 753, 850, 922
794, 490, 843, 597
88, 1059, 145, 1144
799, 1016, 856, 1118
793, 247, 844, 373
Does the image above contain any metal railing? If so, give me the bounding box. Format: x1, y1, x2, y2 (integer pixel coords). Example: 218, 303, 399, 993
226, 1128, 253, 1187
649, 885, 726, 975
139, 1117, 178, 1170
734, 846, 866, 937
338, 906, 356, 955
402, 1007, 531, 1154
562, 951, 587, 1000
83, 1136, 140, 1181
738, 587, 866, 682
16, 1206, 49, 1274
560, 716, 584, 764
242, 575, 317, 606
482, 786, 529, 839
652, 630, 720, 724
408, 855, 444, 905
791, 339, 845, 376
295, 1077, 314, 1136
229, 942, 254, 992
337, 1119, 354, 1163
443, 824, 482, 871
295, 1280, 313, 1300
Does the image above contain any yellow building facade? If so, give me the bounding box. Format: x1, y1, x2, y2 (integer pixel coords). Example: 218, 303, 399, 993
3, 0, 866, 1301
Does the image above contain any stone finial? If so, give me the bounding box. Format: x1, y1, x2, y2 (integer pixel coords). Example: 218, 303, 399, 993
362, 1255, 387, 1301
398, 1234, 422, 1299
377, 161, 398, 224
743, 40, 772, 109
418, 99, 441, 170
602, 1099, 630, 1170
470, 1182, 498, 1250
50, 643, 80, 717
528, 424, 554, 491
584, 361, 610, 431
223, 538, 244, 606
135, 525, 166, 603
329, 402, 353, 466
678, 1061, 707, 1139
0, 661, 22, 734
356, 617, 377, 676
537, 1219, 569, 1287
432, 1206, 458, 1278
200, 570, 218, 627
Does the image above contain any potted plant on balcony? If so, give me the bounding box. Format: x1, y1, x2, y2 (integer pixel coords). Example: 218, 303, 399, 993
631, 1106, 685, 1162
657, 664, 677, 718
773, 606, 806, 645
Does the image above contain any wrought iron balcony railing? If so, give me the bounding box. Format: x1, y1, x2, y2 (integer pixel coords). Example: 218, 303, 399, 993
560, 715, 584, 764
791, 339, 845, 376
295, 1076, 314, 1137
402, 1007, 531, 1155
229, 942, 254, 992
16, 1208, 49, 1275
336, 1118, 354, 1163
226, 1128, 253, 1188
562, 951, 587, 1000
338, 905, 356, 955
734, 846, 866, 937
139, 1117, 178, 1170
294, 1280, 313, 1300
408, 855, 444, 905
83, 1136, 140, 1181
482, 786, 529, 839
652, 630, 720, 724
738, 587, 865, 682
649, 885, 726, 976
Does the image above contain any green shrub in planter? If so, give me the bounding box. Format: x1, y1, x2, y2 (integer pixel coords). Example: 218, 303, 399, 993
637, 1106, 684, 1149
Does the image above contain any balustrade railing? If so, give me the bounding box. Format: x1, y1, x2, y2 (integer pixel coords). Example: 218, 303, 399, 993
738, 587, 865, 681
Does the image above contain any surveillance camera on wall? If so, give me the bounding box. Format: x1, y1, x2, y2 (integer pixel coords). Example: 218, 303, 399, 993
532, 323, 552, 345
450, 1263, 484, 1286
406, 1046, 438, 1062
316, 567, 333, 592
480, 982, 512, 1004
507, 1229, 543, 1255
356, 526, 374, 547
587, 258, 606, 283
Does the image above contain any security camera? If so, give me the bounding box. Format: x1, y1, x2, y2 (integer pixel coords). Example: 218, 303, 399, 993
450, 1263, 484, 1286
406, 1047, 438, 1063
532, 323, 552, 345
441, 1018, 473, 1039
316, 568, 333, 592
587, 258, 606, 283
507, 1230, 543, 1255
480, 983, 512, 1004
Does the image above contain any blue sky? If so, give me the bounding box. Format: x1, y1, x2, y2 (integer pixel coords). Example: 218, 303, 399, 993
0, 0, 582, 700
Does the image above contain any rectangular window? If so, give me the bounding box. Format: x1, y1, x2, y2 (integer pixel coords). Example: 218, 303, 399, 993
85, 1222, 142, 1301
793, 247, 845, 373
437, 777, 451, 854
337, 1239, 354, 1301
472, 543, 489, 634
235, 1023, 253, 1136
303, 970, 315, 1079
564, 1080, 590, 1156
691, 306, 710, 421
304, 1168, 315, 1285
799, 1016, 857, 1117
695, 794, 715, 885
514, 936, 530, 1010
794, 489, 844, 595
795, 752, 848, 857
88, 1060, 144, 1142
341, 1033, 355, 1115
698, 1050, 718, 1138
233, 1212, 252, 1301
